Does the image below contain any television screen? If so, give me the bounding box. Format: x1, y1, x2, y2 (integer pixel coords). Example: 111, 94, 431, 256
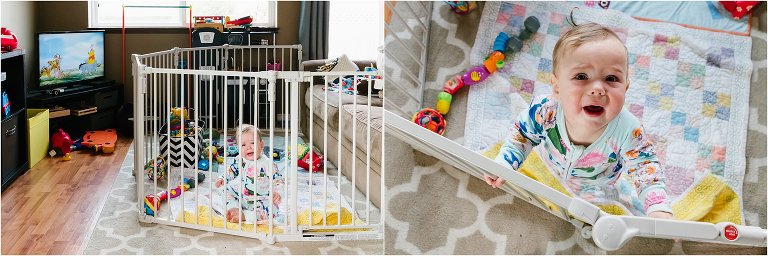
38, 31, 105, 88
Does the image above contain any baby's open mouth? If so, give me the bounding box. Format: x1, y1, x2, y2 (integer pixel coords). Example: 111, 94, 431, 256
583, 105, 605, 116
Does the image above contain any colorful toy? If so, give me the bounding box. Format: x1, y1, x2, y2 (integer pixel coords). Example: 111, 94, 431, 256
144, 173, 206, 216
225, 16, 253, 27
415, 16, 541, 133
445, 1, 477, 15
1, 27, 18, 53
145, 157, 168, 180
412, 108, 447, 135
81, 129, 118, 154
289, 143, 325, 173
51, 128, 74, 161
436, 92, 453, 115
1, 90, 9, 118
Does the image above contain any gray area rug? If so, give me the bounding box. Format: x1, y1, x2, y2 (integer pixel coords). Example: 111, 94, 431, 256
384, 2, 766, 254
83, 145, 382, 254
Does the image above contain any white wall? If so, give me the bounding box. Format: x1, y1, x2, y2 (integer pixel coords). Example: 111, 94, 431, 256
1, 1, 36, 89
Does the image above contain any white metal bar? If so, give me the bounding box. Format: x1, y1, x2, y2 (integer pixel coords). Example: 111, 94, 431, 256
323, 75, 329, 226
337, 75, 342, 226
208, 73, 214, 228
366, 76, 372, 224
290, 79, 300, 233
352, 75, 357, 226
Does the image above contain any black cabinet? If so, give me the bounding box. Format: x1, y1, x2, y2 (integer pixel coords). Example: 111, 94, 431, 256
1, 49, 30, 191
27, 83, 121, 139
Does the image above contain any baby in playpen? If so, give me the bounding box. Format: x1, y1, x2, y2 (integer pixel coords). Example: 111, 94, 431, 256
215, 124, 283, 224
485, 22, 673, 219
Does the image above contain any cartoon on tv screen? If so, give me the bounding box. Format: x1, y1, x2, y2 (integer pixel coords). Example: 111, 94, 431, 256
38, 32, 104, 87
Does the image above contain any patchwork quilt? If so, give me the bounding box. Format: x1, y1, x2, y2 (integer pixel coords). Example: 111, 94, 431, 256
466, 1, 752, 223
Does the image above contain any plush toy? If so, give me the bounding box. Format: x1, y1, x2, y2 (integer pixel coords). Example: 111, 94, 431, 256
51, 128, 74, 161
720, 1, 759, 20
412, 108, 447, 135
1, 27, 18, 53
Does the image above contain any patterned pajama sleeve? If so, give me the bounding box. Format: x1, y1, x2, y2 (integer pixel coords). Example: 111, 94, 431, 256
620, 126, 672, 215
494, 97, 546, 170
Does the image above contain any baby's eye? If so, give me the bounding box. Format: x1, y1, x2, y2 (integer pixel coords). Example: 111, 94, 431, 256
573, 73, 588, 80
606, 75, 620, 83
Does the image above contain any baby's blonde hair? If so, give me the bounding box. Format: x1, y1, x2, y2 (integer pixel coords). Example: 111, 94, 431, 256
552, 22, 627, 76
237, 124, 263, 145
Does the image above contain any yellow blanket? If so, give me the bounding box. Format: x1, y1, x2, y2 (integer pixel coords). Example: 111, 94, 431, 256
177, 205, 370, 233
483, 144, 741, 224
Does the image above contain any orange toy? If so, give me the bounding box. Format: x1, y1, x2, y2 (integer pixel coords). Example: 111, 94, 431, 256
81, 129, 118, 153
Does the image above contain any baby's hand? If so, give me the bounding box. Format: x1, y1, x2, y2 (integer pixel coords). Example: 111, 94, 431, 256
648, 211, 674, 220
215, 178, 224, 188
226, 208, 245, 223
483, 174, 505, 188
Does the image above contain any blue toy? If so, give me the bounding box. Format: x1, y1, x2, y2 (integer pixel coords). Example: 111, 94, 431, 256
197, 159, 210, 171
1, 90, 10, 118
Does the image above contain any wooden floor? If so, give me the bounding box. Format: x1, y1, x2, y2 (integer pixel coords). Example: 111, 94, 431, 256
1, 137, 132, 255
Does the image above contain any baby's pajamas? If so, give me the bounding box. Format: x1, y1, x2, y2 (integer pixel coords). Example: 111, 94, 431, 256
221, 155, 282, 223
494, 95, 672, 215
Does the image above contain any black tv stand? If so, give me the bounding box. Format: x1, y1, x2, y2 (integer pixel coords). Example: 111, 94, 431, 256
27, 82, 122, 139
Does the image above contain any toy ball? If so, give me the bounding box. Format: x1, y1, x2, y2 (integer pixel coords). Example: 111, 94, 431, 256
1, 27, 18, 52
145, 157, 168, 180
412, 108, 446, 135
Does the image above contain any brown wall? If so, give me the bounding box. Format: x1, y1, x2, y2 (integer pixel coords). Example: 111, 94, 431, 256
1, 1, 36, 89
33, 1, 301, 103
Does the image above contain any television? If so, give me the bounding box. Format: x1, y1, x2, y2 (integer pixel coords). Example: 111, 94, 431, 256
37, 30, 105, 90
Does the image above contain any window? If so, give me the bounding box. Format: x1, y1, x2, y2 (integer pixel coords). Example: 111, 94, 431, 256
88, 1, 276, 28
328, 1, 383, 60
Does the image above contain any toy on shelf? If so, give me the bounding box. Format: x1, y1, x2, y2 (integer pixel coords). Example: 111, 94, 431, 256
445, 1, 477, 15
193, 16, 225, 32
414, 16, 540, 135
144, 173, 206, 216
225, 16, 253, 28
1, 27, 18, 53
81, 129, 118, 154
1, 90, 9, 118
412, 108, 447, 135
50, 128, 74, 161
289, 143, 325, 173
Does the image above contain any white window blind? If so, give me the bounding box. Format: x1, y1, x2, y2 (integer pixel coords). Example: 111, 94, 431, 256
88, 1, 276, 29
